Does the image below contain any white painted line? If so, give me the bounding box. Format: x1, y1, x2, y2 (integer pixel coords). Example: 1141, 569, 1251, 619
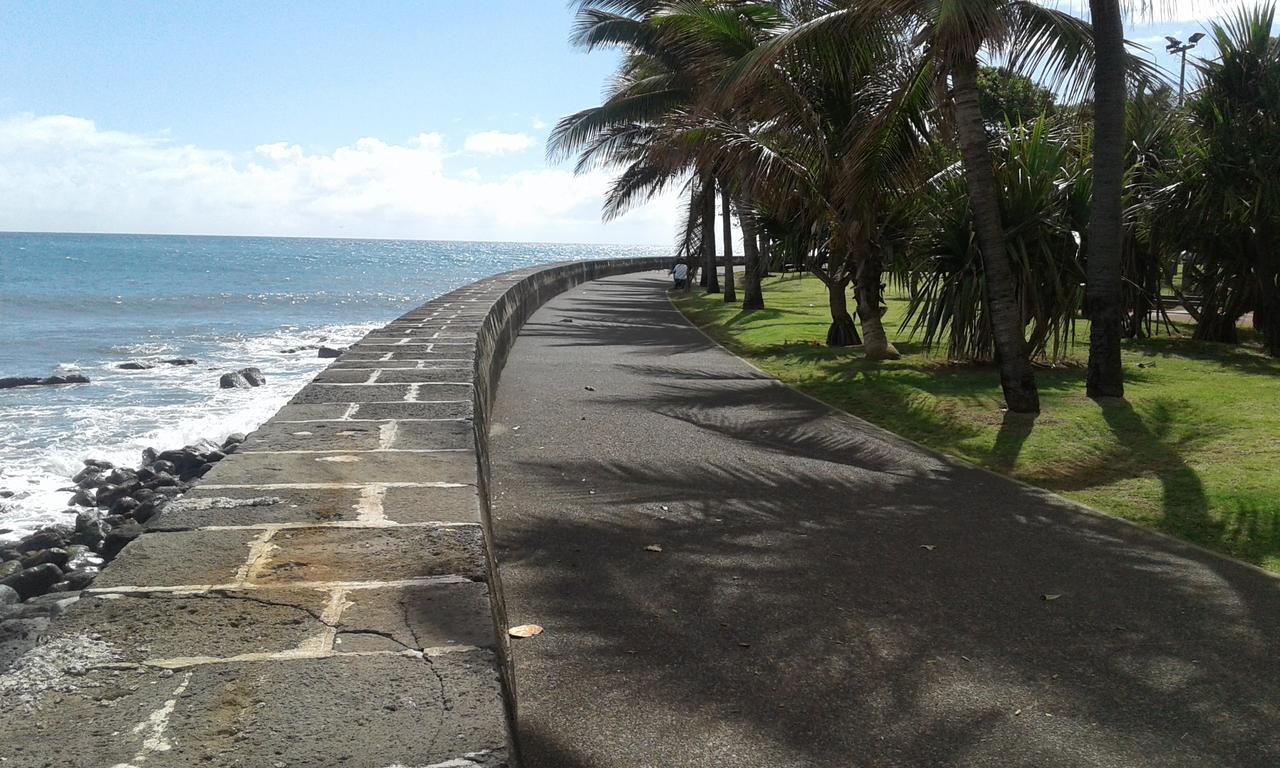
366, 369, 382, 384
341, 403, 358, 420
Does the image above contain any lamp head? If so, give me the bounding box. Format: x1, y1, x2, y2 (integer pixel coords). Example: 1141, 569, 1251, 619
1189, 32, 1206, 44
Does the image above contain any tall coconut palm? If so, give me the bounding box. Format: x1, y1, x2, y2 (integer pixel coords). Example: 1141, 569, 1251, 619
1085, 0, 1128, 397
721, 183, 736, 301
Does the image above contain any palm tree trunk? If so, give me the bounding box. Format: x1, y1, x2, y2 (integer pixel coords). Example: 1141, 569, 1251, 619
826, 278, 860, 347
702, 176, 720, 294
855, 249, 900, 360
1086, 0, 1127, 397
721, 185, 736, 303
952, 57, 1040, 413
759, 233, 771, 277
740, 204, 765, 310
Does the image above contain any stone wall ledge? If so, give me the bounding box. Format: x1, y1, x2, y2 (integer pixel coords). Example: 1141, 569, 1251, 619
1, 257, 667, 768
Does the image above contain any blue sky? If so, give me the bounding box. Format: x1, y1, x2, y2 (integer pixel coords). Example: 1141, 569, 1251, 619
0, 1, 1245, 245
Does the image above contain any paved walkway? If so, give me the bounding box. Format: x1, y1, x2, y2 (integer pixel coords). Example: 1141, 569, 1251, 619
488, 272, 1280, 768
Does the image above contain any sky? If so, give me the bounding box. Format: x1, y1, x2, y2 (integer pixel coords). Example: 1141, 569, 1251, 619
0, 1, 1250, 246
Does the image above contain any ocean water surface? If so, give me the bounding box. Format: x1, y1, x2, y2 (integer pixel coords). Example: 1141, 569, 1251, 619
0, 232, 666, 540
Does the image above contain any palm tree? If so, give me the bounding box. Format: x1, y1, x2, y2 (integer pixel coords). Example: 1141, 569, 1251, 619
1086, 0, 1128, 397
721, 183, 736, 301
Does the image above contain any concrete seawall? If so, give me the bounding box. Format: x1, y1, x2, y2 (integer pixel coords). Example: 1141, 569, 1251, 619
0, 257, 667, 768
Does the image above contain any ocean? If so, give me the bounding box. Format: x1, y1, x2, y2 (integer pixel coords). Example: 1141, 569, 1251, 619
0, 232, 666, 541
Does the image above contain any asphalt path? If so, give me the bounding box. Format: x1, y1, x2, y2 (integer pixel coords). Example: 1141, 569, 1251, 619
488, 271, 1280, 768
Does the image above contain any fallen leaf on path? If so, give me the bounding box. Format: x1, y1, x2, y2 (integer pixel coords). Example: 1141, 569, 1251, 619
644, 544, 663, 553
920, 544, 936, 551
508, 624, 544, 639
1041, 594, 1062, 601
584, 385, 596, 391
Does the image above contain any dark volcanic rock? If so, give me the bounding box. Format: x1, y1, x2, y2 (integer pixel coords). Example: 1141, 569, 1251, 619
68, 489, 96, 507
16, 530, 67, 553
117, 361, 154, 370
219, 371, 249, 389
101, 521, 145, 559
317, 346, 345, 358
239, 367, 266, 386
163, 358, 197, 366
0, 374, 90, 389
0, 561, 20, 579
84, 459, 115, 470
0, 584, 17, 606
0, 563, 64, 600
21, 548, 69, 569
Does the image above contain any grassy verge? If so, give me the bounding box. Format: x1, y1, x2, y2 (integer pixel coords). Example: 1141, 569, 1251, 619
674, 274, 1280, 573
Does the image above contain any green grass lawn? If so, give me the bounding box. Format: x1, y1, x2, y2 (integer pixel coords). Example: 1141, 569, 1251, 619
674, 274, 1280, 572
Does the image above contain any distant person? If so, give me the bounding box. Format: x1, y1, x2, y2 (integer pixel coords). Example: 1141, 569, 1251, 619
670, 261, 688, 289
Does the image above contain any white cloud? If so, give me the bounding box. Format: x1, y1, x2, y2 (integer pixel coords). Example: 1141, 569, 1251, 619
0, 114, 678, 244
462, 130, 536, 156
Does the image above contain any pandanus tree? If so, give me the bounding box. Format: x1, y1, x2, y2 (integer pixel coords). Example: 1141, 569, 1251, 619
1167, 3, 1280, 353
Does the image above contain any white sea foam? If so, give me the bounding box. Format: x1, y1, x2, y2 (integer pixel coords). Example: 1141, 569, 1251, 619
0, 322, 377, 542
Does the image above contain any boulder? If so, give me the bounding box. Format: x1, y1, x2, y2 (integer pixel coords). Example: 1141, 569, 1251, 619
317, 346, 344, 358
62, 569, 97, 590
0, 561, 21, 579
68, 489, 95, 507
16, 530, 66, 553
219, 371, 249, 389
163, 358, 197, 366
84, 458, 115, 470
221, 433, 247, 450
109, 497, 141, 518
0, 563, 63, 600
96, 482, 140, 508
0, 584, 17, 606
0, 374, 90, 389
101, 521, 145, 560
20, 548, 68, 569
117, 361, 154, 370
239, 367, 266, 387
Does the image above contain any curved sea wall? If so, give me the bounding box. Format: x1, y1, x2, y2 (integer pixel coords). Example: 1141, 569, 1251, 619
0, 257, 667, 767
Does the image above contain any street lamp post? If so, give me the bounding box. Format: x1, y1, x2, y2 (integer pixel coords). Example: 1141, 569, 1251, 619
1166, 32, 1206, 105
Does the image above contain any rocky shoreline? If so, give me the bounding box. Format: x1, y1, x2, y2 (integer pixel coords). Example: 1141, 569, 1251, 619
0, 434, 243, 669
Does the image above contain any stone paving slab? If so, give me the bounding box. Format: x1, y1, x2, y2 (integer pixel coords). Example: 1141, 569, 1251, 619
253, 526, 487, 585
0, 653, 508, 768
336, 581, 496, 652
271, 403, 353, 421
151, 486, 364, 528
203, 449, 478, 486
93, 529, 260, 588
353, 401, 474, 420
383, 485, 484, 525
50, 590, 329, 661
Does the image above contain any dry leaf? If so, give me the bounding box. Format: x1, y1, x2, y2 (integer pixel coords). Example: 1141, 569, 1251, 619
644, 544, 663, 553
584, 385, 596, 391
508, 624, 543, 639
920, 544, 936, 551
1041, 594, 1061, 601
